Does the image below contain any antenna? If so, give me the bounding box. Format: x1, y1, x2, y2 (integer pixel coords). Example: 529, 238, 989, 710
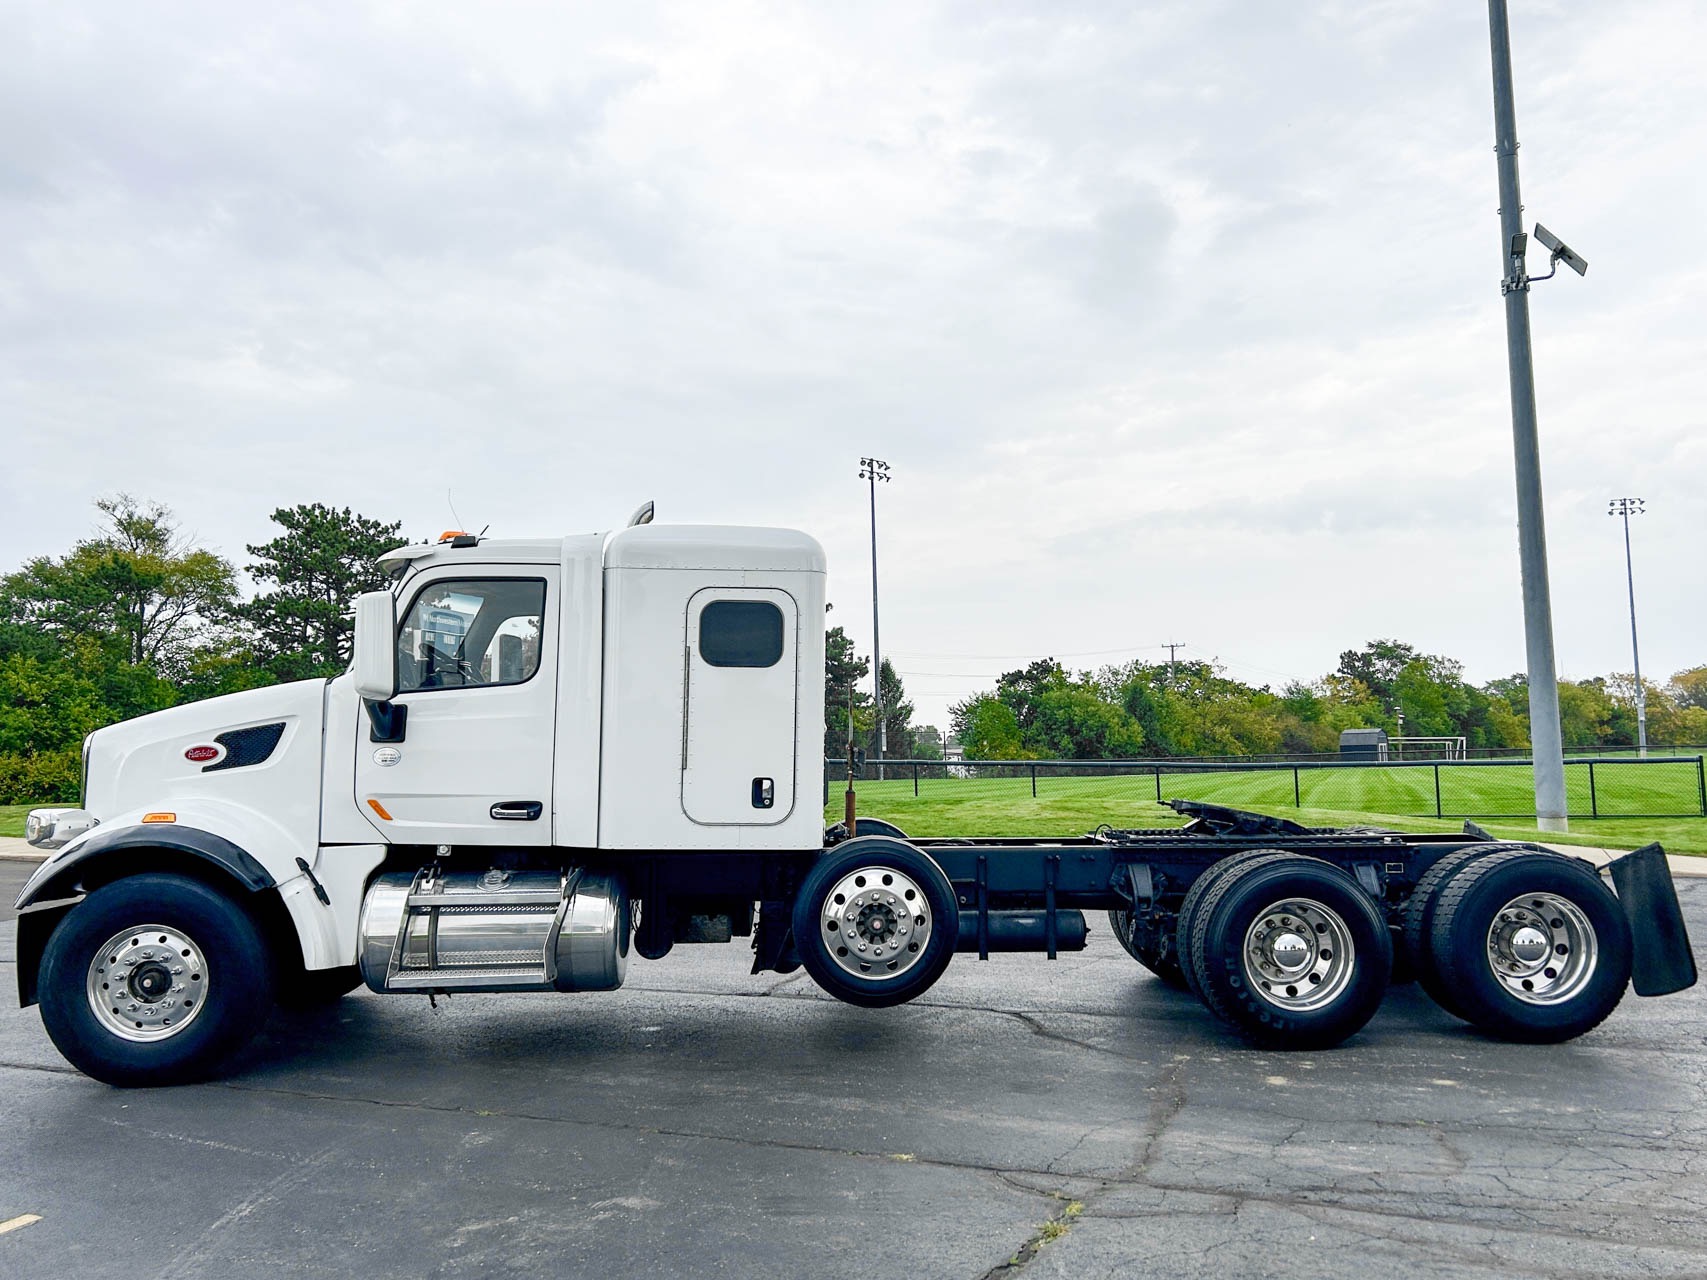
447, 488, 465, 531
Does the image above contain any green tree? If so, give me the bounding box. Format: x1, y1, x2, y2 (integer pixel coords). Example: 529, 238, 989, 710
0, 654, 107, 755
1556, 678, 1616, 747
824, 625, 871, 755
995, 658, 1067, 734
1669, 666, 1707, 713
0, 494, 238, 679
244, 504, 404, 680
1336, 639, 1420, 709
950, 695, 1029, 760
876, 658, 916, 757
1029, 684, 1146, 758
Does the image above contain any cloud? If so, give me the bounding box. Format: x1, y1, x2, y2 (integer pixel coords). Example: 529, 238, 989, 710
1, 0, 1701, 729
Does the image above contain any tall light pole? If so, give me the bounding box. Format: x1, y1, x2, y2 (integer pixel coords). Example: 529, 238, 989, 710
1609, 497, 1648, 758
1488, 0, 1577, 832
858, 457, 891, 778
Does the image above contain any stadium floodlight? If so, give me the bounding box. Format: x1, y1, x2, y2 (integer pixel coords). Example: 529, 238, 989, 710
1608, 497, 1648, 758
858, 458, 892, 777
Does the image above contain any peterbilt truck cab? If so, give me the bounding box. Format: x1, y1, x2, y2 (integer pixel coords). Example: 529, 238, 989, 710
17, 522, 835, 1084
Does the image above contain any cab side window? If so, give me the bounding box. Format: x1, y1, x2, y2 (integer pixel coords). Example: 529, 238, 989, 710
397, 578, 547, 692
699, 600, 784, 668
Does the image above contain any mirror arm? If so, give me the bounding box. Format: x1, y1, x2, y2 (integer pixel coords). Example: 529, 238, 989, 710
365, 699, 408, 744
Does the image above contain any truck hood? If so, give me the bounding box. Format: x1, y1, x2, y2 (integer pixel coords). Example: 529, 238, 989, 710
85, 679, 328, 822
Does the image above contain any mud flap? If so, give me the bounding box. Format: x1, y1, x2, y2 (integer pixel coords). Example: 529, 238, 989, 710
1607, 843, 1698, 997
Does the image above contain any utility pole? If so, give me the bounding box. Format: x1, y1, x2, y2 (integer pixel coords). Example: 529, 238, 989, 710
858, 458, 891, 779
1488, 0, 1568, 831
1609, 497, 1648, 758
1164, 642, 1185, 689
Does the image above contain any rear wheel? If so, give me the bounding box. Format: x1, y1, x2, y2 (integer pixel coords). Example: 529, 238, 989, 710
1428, 851, 1631, 1043
1175, 848, 1291, 1000
793, 839, 959, 1008
1400, 844, 1510, 1018
1185, 853, 1391, 1050
38, 873, 275, 1086
1107, 909, 1188, 990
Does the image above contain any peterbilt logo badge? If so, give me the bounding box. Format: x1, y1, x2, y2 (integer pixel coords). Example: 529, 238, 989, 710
372, 747, 402, 767
184, 745, 222, 763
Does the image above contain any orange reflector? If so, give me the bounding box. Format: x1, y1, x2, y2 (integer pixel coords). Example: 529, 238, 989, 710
141, 812, 177, 824
367, 798, 393, 821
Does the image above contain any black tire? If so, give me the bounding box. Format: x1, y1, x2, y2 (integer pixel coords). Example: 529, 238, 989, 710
793, 838, 959, 1009
1428, 851, 1632, 1043
1399, 844, 1511, 1019
1107, 908, 1189, 990
38, 874, 276, 1087
1185, 853, 1392, 1050
276, 965, 363, 1009
1175, 848, 1292, 1000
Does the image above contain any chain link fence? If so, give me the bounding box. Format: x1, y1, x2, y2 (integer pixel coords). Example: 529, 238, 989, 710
826, 754, 1707, 820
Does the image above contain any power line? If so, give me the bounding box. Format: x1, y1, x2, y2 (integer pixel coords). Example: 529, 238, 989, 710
887, 643, 1173, 661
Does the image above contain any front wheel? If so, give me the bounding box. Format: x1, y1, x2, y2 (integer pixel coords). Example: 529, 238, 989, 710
793, 839, 959, 1008
38, 874, 276, 1086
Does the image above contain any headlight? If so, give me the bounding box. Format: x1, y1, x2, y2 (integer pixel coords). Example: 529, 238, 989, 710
25, 808, 97, 850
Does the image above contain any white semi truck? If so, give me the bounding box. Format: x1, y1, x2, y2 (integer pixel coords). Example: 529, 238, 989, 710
15, 518, 1697, 1085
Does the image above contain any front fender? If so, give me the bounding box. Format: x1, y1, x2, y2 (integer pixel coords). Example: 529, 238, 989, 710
12, 801, 371, 1008
13, 795, 320, 912
14, 820, 274, 911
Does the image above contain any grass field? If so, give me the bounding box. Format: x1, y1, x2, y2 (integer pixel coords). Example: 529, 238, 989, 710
8, 775, 1703, 855
826, 769, 1707, 856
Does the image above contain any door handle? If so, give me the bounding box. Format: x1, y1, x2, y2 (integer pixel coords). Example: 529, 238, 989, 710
490, 801, 543, 821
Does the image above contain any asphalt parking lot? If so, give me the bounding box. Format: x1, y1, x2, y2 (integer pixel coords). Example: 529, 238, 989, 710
5, 861, 1707, 1279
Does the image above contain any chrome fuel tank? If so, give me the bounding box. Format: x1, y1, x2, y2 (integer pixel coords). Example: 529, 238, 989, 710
358, 867, 629, 994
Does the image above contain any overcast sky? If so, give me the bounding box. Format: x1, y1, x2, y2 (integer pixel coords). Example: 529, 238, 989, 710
4, 1, 1703, 728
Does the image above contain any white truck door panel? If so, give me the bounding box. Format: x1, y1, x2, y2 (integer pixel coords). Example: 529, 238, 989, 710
681, 587, 797, 825
355, 572, 557, 846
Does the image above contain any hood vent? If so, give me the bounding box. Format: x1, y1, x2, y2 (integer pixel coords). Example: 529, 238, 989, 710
204, 722, 287, 773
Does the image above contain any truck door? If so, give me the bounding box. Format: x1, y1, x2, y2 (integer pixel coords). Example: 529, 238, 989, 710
356, 571, 557, 846
682, 587, 797, 825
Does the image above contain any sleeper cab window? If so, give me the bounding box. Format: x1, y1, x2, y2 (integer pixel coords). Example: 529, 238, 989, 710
699, 600, 784, 668
396, 578, 547, 692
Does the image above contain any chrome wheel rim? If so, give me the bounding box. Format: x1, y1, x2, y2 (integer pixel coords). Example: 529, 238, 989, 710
1242, 897, 1355, 1013
821, 866, 932, 982
1484, 892, 1598, 1005
86, 925, 209, 1043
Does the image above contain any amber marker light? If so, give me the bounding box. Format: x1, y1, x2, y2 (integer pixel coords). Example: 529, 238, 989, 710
367, 799, 393, 821
141, 812, 177, 823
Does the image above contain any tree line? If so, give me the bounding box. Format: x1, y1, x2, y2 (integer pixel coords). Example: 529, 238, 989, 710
937, 639, 1707, 762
